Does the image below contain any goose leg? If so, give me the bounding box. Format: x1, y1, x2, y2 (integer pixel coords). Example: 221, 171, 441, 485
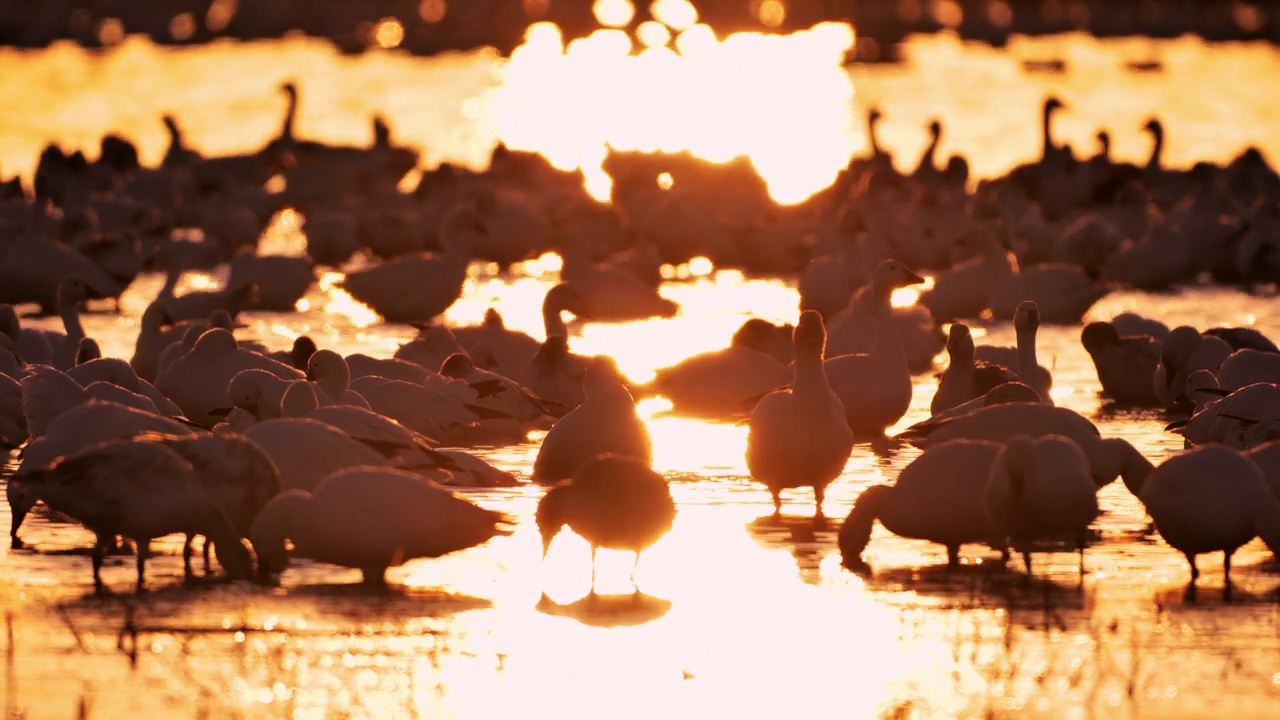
202, 537, 212, 574
183, 534, 195, 579
92, 535, 108, 594
812, 486, 826, 529
1223, 550, 1235, 602
1077, 531, 1087, 578
946, 545, 960, 568
631, 551, 640, 594
1184, 552, 1200, 582
1022, 550, 1033, 577
361, 568, 387, 586
771, 491, 782, 521
135, 540, 149, 593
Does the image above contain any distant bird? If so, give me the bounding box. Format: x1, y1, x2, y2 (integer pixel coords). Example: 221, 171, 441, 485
1080, 321, 1162, 407
532, 356, 651, 484
839, 439, 1005, 571
1130, 444, 1280, 594
932, 323, 1019, 414
747, 310, 854, 522
250, 465, 512, 586
13, 439, 255, 593
536, 455, 676, 592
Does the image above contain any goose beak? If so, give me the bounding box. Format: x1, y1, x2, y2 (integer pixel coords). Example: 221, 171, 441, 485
904, 270, 926, 286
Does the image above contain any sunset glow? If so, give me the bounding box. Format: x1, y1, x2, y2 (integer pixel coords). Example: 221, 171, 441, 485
491, 21, 858, 204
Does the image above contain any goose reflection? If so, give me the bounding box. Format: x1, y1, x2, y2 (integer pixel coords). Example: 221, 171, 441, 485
536, 591, 672, 628
744, 514, 839, 583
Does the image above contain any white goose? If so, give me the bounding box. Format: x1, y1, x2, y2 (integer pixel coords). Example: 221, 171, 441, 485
304, 349, 371, 407
1130, 444, 1280, 592
156, 328, 303, 427
532, 356, 652, 484
250, 465, 513, 586
1080, 321, 1162, 407
746, 311, 854, 521
984, 434, 1099, 575
21, 366, 159, 439
823, 260, 925, 436
974, 300, 1053, 402
12, 439, 254, 592
1170, 382, 1280, 449
838, 439, 1005, 571
1215, 349, 1280, 392
241, 417, 431, 493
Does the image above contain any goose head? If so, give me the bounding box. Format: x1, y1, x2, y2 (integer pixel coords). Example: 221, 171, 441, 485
289, 335, 317, 370
440, 352, 476, 379
946, 322, 975, 363
1142, 117, 1163, 136
1013, 301, 1041, 333
535, 484, 571, 558
793, 310, 827, 359
1044, 96, 1065, 117
74, 337, 101, 365
871, 259, 925, 295
281, 380, 320, 416
1080, 321, 1121, 353
306, 349, 350, 393
1095, 130, 1111, 158
227, 369, 276, 417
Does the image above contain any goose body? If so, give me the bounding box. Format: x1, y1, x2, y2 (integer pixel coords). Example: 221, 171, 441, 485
746, 311, 854, 520
250, 466, 512, 585
1153, 326, 1232, 411
1132, 444, 1280, 588
932, 323, 1019, 414
1173, 383, 1280, 449
823, 260, 925, 435
1216, 349, 1280, 392
647, 340, 787, 419
537, 455, 676, 592
984, 435, 1099, 574
1081, 321, 1162, 407
13, 439, 254, 592
242, 417, 427, 493
156, 328, 303, 427
532, 357, 651, 484
838, 440, 1005, 570
973, 301, 1053, 402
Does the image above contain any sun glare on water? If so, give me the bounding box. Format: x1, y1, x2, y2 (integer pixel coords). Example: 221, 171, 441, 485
491, 18, 858, 204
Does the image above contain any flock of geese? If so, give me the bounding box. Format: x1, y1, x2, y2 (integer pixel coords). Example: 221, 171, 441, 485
2, 84, 1280, 600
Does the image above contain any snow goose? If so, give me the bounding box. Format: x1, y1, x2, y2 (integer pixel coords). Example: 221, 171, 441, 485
0, 201, 125, 314
902, 403, 1153, 490
984, 435, 1099, 575
838, 439, 1005, 572
732, 318, 795, 365
1081, 321, 1162, 407
974, 301, 1053, 401
746, 311, 854, 521
21, 366, 160, 439
224, 368, 300, 420
988, 260, 1107, 325
1170, 382, 1280, 449
1130, 445, 1280, 593
824, 277, 946, 374
517, 335, 592, 412
347, 375, 501, 446
241, 417, 426, 493
932, 323, 1020, 414
1110, 312, 1169, 341
537, 455, 675, 592
226, 250, 315, 312
343, 353, 431, 385
532, 356, 652, 485
66, 357, 181, 416
1153, 327, 1232, 411
906, 382, 1043, 438
1203, 327, 1279, 354
1215, 349, 1280, 392
337, 206, 477, 324
919, 226, 1016, 322
437, 353, 558, 429
450, 308, 540, 377
156, 328, 303, 427
250, 465, 512, 586
26, 275, 95, 370
1245, 441, 1280, 501
823, 260, 925, 436
394, 324, 469, 373
304, 349, 371, 406
644, 331, 788, 419
12, 439, 254, 593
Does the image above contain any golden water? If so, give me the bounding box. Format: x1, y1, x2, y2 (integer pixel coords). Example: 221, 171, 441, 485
2, 29, 1280, 720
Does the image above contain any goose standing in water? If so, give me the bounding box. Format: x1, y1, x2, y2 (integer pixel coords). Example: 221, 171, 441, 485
984, 435, 1099, 576
1128, 444, 1280, 596
1080, 321, 1162, 407
974, 301, 1053, 402
537, 455, 676, 593
932, 323, 1019, 414
13, 439, 254, 593
532, 357, 651, 484
838, 439, 1005, 572
250, 466, 513, 586
823, 260, 925, 436
746, 311, 853, 522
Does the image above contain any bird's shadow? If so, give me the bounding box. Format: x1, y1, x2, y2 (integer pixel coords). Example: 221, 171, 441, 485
849, 557, 1089, 615
745, 514, 839, 581
536, 591, 672, 627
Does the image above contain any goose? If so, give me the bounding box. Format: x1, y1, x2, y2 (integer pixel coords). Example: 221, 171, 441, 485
301, 209, 360, 267
838, 439, 1005, 572
224, 368, 302, 420
823, 260, 925, 436
746, 311, 854, 521
1170, 382, 1280, 449
644, 330, 788, 419
517, 335, 592, 413
156, 328, 303, 427
343, 353, 431, 385
1153, 326, 1232, 411
337, 206, 478, 323
0, 372, 27, 448
987, 260, 1108, 325
21, 366, 159, 439
797, 210, 872, 320
974, 300, 1053, 402
18, 275, 95, 370
823, 264, 946, 374
537, 455, 675, 593
347, 375, 505, 447
912, 119, 943, 184
268, 335, 318, 371
450, 308, 541, 377
12, 439, 254, 593
0, 337, 27, 381
0, 200, 125, 314
65, 357, 181, 416
984, 435, 1099, 575
0, 304, 54, 365
1108, 312, 1169, 342
1215, 349, 1280, 391
394, 324, 469, 373
731, 317, 795, 365
143, 433, 282, 577
241, 417, 437, 492
1244, 440, 1280, 501
553, 270, 678, 324
919, 226, 1016, 321
931, 323, 1020, 414
250, 465, 513, 586
1129, 444, 1280, 592
905, 381, 1043, 438
532, 356, 652, 484
304, 349, 371, 406
226, 250, 315, 312
1080, 321, 1162, 407
437, 353, 559, 428
902, 402, 1153, 490
1203, 326, 1279, 354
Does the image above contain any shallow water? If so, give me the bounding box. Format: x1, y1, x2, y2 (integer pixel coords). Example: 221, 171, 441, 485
3, 30, 1280, 720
